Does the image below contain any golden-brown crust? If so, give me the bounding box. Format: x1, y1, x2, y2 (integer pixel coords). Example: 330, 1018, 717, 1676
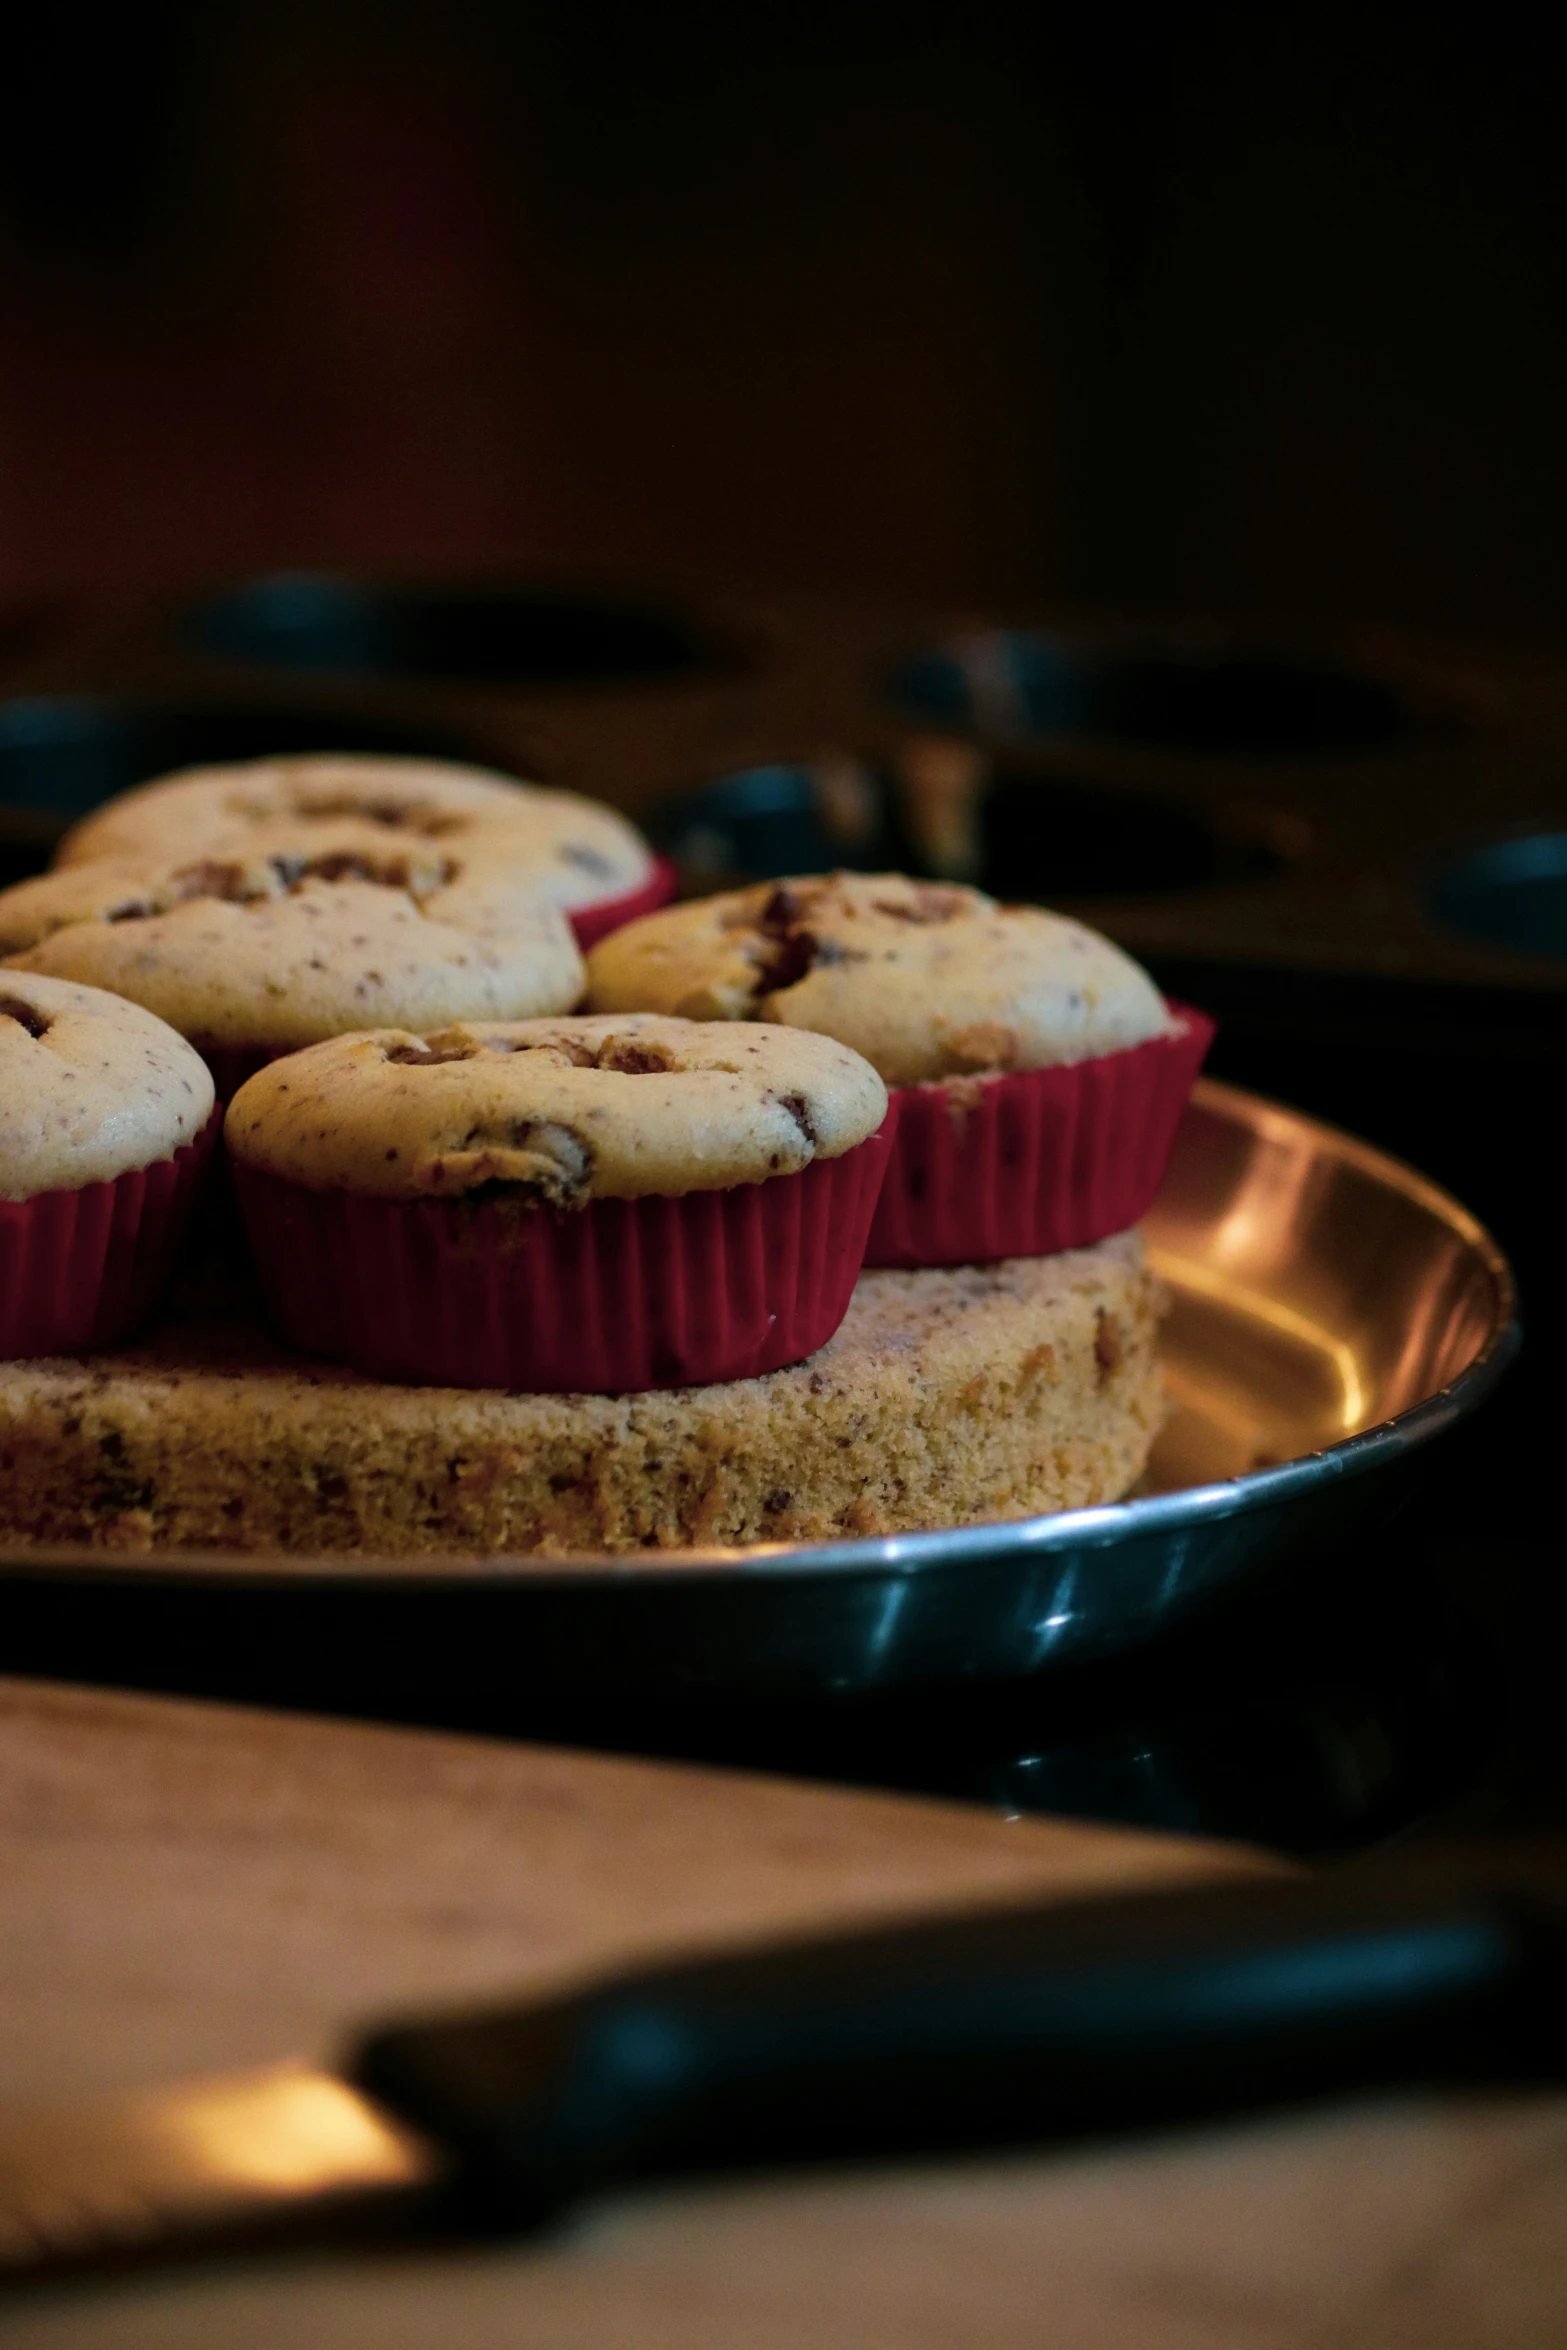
55, 754, 654, 912
585, 872, 1173, 1085
0, 1232, 1163, 1554
0, 973, 214, 1201
0, 865, 584, 1052
226, 1014, 889, 1201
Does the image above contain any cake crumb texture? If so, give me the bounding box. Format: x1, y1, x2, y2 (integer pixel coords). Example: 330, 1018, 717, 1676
0, 1232, 1164, 1557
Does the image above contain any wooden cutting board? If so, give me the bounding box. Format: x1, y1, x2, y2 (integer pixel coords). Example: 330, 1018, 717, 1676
1, 1677, 1564, 2348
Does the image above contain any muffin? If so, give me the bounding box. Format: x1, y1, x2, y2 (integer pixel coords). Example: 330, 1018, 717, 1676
55, 753, 674, 945
0, 973, 216, 1358
0, 850, 585, 1098
225, 1012, 894, 1391
586, 872, 1212, 1266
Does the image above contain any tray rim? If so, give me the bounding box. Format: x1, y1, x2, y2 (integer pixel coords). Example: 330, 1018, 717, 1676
0, 1079, 1519, 1593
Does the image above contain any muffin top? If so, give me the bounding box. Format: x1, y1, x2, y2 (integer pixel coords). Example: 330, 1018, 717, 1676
0, 972, 214, 1201
0, 856, 584, 1051
226, 1013, 888, 1203
56, 754, 654, 914
585, 872, 1173, 1086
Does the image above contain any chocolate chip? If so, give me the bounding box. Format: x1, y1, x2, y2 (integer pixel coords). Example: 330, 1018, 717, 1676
297, 851, 370, 885
776, 1092, 816, 1146
170, 860, 256, 903
754, 929, 819, 994
287, 851, 455, 893
596, 1039, 674, 1074
759, 884, 814, 934
0, 994, 49, 1038
752, 881, 845, 994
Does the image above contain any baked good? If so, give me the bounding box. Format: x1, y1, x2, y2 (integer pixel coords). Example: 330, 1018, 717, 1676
0, 855, 584, 1097
0, 1230, 1163, 1554
585, 871, 1172, 1079
0, 973, 216, 1357
226, 1013, 893, 1389
55, 753, 667, 941
586, 872, 1209, 1267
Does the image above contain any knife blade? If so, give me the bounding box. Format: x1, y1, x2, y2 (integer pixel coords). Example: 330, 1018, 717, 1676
0, 2061, 439, 2274
4, 1843, 1565, 2283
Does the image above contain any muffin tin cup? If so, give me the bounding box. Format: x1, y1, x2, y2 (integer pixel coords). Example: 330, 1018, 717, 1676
230, 1113, 899, 1393
569, 855, 680, 948
863, 1005, 1214, 1270
0, 1107, 221, 1360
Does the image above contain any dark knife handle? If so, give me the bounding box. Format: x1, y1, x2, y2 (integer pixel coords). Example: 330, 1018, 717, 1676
351, 1852, 1567, 2223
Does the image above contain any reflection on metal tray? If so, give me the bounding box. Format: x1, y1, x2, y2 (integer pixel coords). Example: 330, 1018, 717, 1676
550, 1551, 1502, 1859
0, 1082, 1516, 1710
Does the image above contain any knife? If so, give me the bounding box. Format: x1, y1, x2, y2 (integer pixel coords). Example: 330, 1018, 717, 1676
4, 1842, 1565, 2283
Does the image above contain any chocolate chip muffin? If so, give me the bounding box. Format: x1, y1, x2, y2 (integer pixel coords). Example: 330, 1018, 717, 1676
584, 871, 1174, 1082
225, 1014, 893, 1390
0, 852, 584, 1096
1, 972, 216, 1356
586, 873, 1208, 1268
57, 753, 658, 929
228, 1012, 886, 1200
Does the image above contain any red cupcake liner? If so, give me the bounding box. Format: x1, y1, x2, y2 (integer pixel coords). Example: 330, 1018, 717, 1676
231, 1113, 897, 1392
570, 855, 679, 948
0, 1106, 221, 1359
862, 1002, 1214, 1270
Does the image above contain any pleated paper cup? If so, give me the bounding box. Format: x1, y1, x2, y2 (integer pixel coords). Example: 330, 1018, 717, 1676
232, 1113, 897, 1393
0, 1106, 221, 1359
863, 1004, 1213, 1269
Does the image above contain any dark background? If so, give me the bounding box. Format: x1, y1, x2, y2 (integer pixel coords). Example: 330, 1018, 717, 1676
4, 4, 1565, 632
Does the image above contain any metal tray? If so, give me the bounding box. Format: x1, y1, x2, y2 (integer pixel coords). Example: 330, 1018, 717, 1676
0, 1082, 1517, 1707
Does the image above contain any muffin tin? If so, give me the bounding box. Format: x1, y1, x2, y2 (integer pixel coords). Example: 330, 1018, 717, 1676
650, 755, 1292, 901
186, 572, 730, 686
888, 627, 1410, 755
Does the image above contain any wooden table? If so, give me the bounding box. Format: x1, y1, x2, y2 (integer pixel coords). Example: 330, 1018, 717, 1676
2, 1676, 1565, 2347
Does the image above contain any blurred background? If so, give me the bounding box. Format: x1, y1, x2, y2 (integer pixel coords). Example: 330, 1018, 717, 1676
5, 2, 1566, 631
